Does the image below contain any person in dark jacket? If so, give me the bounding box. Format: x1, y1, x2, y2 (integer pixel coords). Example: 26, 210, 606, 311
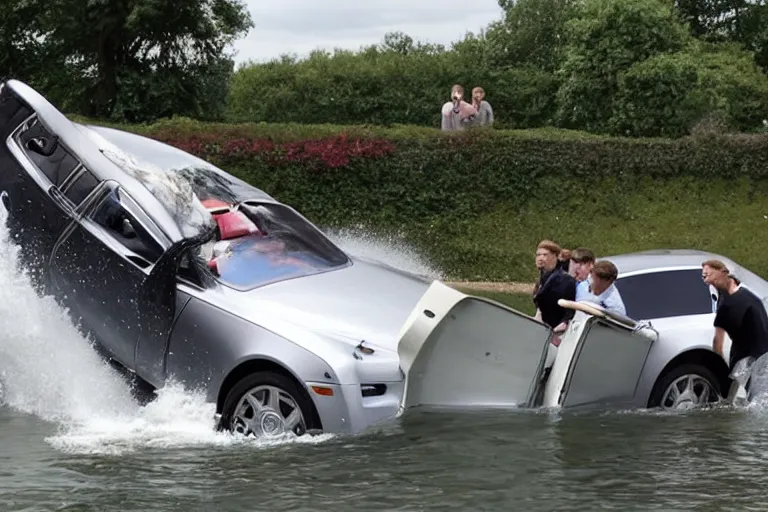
532, 240, 577, 331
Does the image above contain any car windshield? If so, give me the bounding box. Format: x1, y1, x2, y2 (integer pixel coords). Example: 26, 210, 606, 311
201, 202, 351, 289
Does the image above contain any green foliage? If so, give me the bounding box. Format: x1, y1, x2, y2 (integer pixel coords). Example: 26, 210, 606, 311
611, 43, 768, 137
83, 117, 768, 281
491, 0, 580, 72
227, 22, 562, 129
4, 0, 253, 123
674, 0, 768, 71
555, 0, 692, 132
225, 0, 767, 139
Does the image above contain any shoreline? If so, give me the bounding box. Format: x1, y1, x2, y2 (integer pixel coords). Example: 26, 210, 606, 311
445, 281, 535, 294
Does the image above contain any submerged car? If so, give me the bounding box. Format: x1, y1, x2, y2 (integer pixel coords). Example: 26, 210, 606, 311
0, 79, 758, 440
399, 250, 768, 413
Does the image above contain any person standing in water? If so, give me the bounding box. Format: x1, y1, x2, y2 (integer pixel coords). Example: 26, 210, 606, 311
702, 259, 768, 401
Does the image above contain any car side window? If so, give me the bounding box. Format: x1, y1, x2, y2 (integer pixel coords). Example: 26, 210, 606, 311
91, 188, 165, 264
62, 167, 100, 206
18, 117, 80, 188
613, 269, 714, 320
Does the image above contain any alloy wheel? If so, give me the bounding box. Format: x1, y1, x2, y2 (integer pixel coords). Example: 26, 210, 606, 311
231, 384, 307, 438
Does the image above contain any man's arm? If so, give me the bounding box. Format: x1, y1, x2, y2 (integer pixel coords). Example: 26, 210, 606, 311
713, 327, 726, 358
558, 276, 577, 325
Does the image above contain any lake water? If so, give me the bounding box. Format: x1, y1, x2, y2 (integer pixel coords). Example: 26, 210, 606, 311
4, 403, 768, 511
1, 214, 767, 511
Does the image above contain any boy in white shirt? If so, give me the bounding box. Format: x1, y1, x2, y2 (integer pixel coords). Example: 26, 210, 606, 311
576, 259, 626, 316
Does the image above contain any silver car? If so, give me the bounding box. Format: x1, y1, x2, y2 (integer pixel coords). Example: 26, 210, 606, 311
0, 79, 434, 438
597, 250, 768, 408
397, 250, 768, 414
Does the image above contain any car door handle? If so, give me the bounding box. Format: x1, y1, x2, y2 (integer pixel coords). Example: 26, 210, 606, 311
48, 187, 75, 216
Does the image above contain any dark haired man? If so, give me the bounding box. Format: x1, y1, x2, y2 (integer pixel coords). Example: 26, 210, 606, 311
702, 259, 768, 401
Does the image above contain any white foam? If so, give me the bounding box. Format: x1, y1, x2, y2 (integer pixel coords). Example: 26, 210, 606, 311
327, 226, 443, 280
0, 206, 333, 455
46, 382, 336, 456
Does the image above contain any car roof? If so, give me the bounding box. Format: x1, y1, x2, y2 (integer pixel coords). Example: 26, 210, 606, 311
604, 249, 768, 286
5, 79, 276, 243
604, 249, 736, 275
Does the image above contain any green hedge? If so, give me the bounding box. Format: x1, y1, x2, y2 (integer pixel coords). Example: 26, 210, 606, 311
77, 117, 768, 282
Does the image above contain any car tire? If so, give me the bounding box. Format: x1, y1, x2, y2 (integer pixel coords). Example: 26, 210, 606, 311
648, 363, 721, 410
219, 371, 320, 438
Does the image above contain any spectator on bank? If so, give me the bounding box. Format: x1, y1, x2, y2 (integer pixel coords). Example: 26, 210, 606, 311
558, 248, 571, 272
441, 84, 477, 131
532, 240, 577, 332
471, 86, 494, 127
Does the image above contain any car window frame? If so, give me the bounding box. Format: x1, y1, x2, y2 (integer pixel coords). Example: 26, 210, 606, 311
80, 182, 171, 272
614, 265, 717, 320
7, 113, 102, 215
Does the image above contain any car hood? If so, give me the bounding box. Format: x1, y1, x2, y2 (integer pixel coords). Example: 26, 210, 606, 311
216, 256, 434, 354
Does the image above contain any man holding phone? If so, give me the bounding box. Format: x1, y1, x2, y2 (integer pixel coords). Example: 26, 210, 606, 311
441, 84, 477, 131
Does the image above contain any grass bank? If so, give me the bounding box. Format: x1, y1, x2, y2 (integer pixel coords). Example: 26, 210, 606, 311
70, 116, 768, 282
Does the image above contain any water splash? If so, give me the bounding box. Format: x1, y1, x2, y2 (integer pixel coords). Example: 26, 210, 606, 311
326, 226, 443, 280
0, 206, 333, 455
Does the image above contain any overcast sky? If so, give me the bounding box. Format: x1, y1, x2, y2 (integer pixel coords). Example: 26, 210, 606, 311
231, 0, 504, 66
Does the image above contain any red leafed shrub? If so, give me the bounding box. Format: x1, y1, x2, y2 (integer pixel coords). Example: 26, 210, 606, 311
156, 132, 395, 170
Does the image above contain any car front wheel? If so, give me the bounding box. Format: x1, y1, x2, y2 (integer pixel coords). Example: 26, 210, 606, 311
648, 363, 721, 410
219, 371, 319, 439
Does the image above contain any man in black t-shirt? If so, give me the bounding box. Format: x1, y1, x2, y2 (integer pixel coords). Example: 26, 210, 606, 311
702, 260, 768, 398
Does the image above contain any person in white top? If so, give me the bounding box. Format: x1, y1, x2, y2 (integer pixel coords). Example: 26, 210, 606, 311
441, 84, 477, 131
575, 259, 626, 316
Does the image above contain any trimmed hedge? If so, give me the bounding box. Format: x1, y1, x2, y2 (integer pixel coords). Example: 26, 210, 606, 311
74, 116, 768, 281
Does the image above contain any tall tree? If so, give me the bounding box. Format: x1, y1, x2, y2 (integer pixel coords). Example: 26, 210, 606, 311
16, 0, 253, 121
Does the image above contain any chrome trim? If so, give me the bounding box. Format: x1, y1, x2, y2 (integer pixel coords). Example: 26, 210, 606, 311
80, 216, 156, 275
116, 188, 172, 249
59, 164, 84, 194
5, 115, 53, 194
618, 265, 702, 279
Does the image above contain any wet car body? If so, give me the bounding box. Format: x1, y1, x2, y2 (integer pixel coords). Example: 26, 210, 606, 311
0, 79, 432, 438
398, 252, 768, 414
540, 250, 768, 410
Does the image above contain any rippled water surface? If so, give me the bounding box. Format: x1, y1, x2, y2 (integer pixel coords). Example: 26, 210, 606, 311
4, 405, 768, 511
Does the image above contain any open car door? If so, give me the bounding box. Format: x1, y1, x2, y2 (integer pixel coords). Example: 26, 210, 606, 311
540, 300, 658, 410
396, 281, 553, 412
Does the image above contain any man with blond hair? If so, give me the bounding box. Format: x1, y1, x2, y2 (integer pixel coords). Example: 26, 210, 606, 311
532, 239, 577, 331
471, 86, 494, 127
575, 259, 626, 316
